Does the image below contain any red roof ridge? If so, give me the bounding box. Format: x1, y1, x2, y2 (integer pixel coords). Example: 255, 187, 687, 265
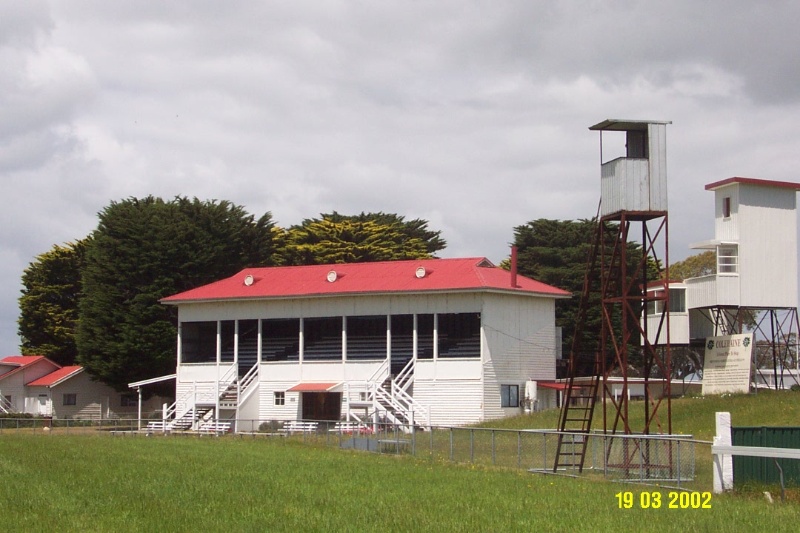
161, 256, 570, 304
26, 366, 83, 387
705, 177, 800, 191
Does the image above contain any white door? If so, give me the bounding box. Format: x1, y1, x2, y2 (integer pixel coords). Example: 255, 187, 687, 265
38, 394, 49, 416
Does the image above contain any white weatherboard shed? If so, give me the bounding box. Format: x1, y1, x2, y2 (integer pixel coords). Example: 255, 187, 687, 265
0, 356, 161, 419
160, 257, 570, 430
644, 177, 800, 346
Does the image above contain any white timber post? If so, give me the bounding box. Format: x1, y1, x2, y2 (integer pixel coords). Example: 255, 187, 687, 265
713, 411, 734, 493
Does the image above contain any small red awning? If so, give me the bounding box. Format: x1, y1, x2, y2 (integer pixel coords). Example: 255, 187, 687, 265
536, 382, 569, 391
287, 382, 341, 392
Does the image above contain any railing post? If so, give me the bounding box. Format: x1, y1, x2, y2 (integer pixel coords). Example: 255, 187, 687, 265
449, 428, 454, 462
491, 430, 496, 466
470, 429, 474, 463
713, 411, 733, 493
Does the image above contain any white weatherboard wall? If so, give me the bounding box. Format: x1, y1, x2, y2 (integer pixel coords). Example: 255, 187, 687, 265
481, 293, 556, 422
736, 184, 798, 307
0, 359, 59, 413
175, 289, 559, 426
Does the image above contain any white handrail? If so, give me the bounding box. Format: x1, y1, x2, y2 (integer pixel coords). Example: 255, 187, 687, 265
238, 363, 260, 403
394, 357, 415, 392
391, 380, 430, 427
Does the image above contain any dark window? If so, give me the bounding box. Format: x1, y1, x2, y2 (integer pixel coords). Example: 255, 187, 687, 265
500, 385, 519, 408
304, 317, 342, 361
438, 313, 481, 358
417, 314, 434, 359
220, 320, 235, 362
346, 316, 386, 361
238, 319, 259, 370
181, 321, 217, 363
262, 319, 300, 361
668, 288, 686, 313
391, 315, 414, 374
63, 393, 77, 406
274, 391, 285, 406
718, 245, 738, 274
723, 197, 731, 218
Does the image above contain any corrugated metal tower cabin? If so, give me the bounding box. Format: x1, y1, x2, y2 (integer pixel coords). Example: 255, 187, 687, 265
685, 177, 800, 389
555, 119, 674, 475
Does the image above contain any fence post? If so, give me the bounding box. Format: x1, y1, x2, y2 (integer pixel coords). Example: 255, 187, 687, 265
449, 428, 454, 462
713, 411, 733, 493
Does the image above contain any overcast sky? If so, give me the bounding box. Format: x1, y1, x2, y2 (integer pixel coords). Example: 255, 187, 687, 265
2, 1, 800, 356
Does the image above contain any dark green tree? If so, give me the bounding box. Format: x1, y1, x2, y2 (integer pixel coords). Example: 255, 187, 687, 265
76, 196, 277, 391
18, 240, 87, 366
280, 211, 446, 265
510, 219, 659, 368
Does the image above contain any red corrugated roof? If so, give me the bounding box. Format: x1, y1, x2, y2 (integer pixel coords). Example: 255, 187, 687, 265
705, 177, 800, 191
161, 257, 571, 304
0, 356, 59, 381
0, 355, 47, 368
27, 366, 83, 387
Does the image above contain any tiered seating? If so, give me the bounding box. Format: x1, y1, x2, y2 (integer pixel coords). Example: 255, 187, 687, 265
302, 338, 342, 360
262, 336, 300, 361
346, 335, 386, 360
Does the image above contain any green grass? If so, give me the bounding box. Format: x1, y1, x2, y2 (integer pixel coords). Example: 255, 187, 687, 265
478, 389, 800, 440
0, 433, 798, 532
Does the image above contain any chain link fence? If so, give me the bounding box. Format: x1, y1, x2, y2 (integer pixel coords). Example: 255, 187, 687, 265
0, 417, 697, 486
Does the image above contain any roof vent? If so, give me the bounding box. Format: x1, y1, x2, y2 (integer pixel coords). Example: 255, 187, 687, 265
243, 274, 254, 286
415, 266, 427, 279
326, 270, 338, 283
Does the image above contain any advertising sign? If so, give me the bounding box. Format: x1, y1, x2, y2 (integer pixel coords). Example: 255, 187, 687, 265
702, 334, 753, 395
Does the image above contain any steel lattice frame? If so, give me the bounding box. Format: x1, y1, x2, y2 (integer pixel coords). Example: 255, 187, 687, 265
597, 212, 672, 437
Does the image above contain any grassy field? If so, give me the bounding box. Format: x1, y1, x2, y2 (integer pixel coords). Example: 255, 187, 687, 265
1, 391, 798, 532
1, 433, 798, 532
479, 389, 800, 440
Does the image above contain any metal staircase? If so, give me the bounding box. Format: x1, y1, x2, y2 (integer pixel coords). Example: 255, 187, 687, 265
160, 363, 259, 431
345, 358, 430, 430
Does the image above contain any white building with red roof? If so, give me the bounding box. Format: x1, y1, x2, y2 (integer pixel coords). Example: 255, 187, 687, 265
1, 356, 161, 419
159, 256, 570, 429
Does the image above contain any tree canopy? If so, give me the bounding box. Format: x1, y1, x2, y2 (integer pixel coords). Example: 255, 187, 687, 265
20, 199, 447, 391
666, 250, 715, 280
510, 219, 659, 366
75, 197, 278, 391
280, 211, 446, 265
18, 240, 87, 366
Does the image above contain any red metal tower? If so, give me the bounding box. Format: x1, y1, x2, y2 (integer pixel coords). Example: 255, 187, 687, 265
554, 119, 673, 476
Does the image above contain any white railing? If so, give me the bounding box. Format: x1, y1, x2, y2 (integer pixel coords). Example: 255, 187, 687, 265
217, 365, 238, 398
394, 358, 415, 393
368, 357, 390, 384
0, 394, 12, 414
238, 363, 260, 404
390, 380, 430, 427
372, 385, 406, 427
163, 387, 194, 423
